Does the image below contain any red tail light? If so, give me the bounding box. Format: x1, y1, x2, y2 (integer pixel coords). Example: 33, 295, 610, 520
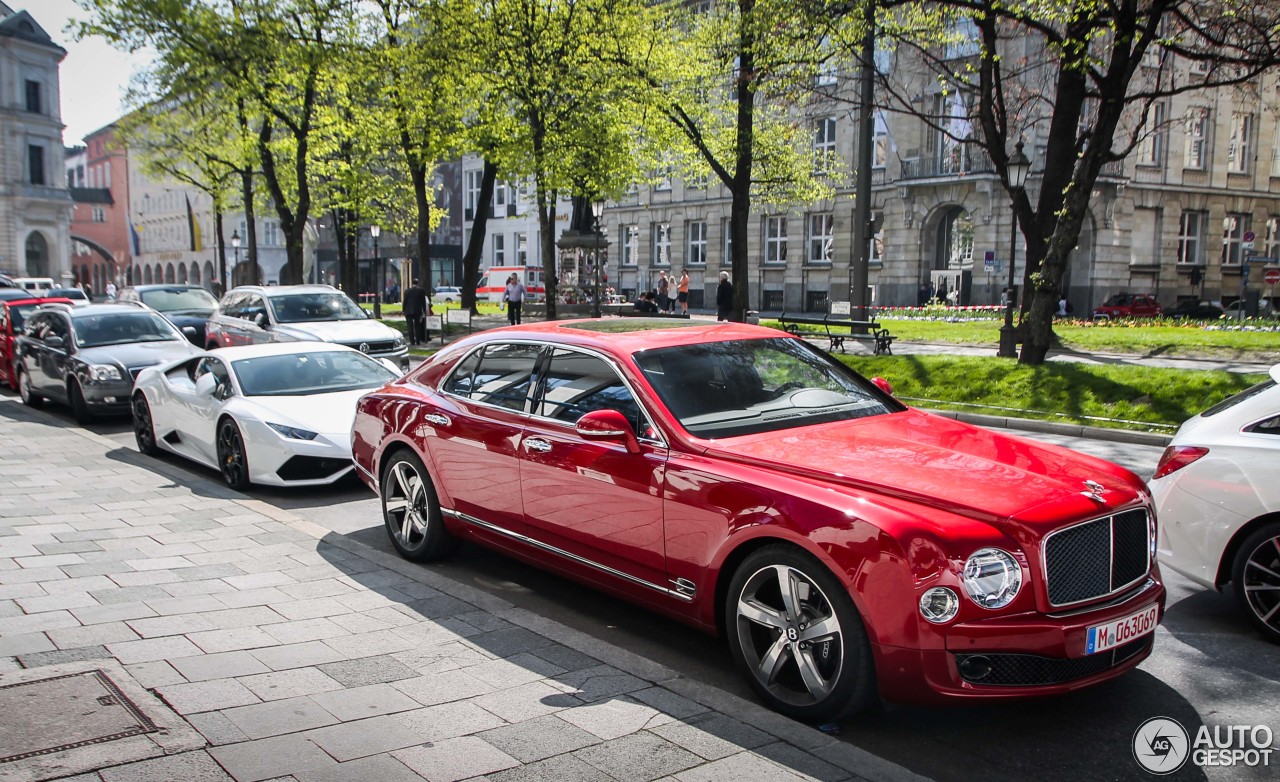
1152, 446, 1209, 479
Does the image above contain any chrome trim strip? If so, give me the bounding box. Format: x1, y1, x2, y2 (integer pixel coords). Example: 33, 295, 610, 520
354, 460, 377, 488
1045, 578, 1158, 619
1042, 508, 1153, 609
441, 508, 692, 603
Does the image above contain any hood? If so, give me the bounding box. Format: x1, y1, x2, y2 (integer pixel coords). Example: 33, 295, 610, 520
708, 409, 1144, 535
241, 387, 369, 440
79, 340, 201, 370
274, 319, 400, 343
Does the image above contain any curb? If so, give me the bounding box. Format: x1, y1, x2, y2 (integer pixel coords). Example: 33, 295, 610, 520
926, 409, 1174, 447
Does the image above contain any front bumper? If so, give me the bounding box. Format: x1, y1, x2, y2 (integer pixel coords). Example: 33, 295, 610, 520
873, 575, 1165, 704
81, 379, 136, 413
239, 419, 354, 487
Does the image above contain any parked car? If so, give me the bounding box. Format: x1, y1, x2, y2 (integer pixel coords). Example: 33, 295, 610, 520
133, 342, 398, 489
0, 297, 74, 388
1164, 299, 1224, 320
1092, 293, 1161, 319
205, 285, 408, 369
45, 288, 91, 307
1, 288, 44, 302
9, 277, 56, 294
118, 285, 220, 346
15, 303, 200, 423
431, 286, 462, 304
1149, 365, 1280, 643
351, 320, 1164, 721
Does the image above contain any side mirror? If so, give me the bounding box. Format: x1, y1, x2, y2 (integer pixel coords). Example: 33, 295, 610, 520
575, 409, 641, 454
181, 326, 198, 338
871, 376, 894, 396
253, 312, 268, 328
45, 334, 65, 348
195, 372, 219, 397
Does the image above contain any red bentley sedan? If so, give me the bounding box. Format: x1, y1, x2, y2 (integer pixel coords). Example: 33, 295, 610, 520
351, 320, 1165, 721
0, 297, 73, 389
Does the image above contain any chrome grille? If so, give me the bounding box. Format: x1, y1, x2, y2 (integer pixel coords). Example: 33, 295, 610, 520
1044, 509, 1150, 606
339, 340, 398, 355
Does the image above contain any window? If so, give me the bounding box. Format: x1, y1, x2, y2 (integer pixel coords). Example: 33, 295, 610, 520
92, 207, 105, 223
515, 232, 528, 265
870, 211, 885, 264
1222, 213, 1251, 266
27, 144, 45, 185
1228, 113, 1254, 174
873, 112, 888, 169
816, 36, 838, 86
814, 117, 838, 173
653, 223, 671, 266
687, 221, 707, 265
464, 169, 482, 219
1137, 103, 1166, 166
24, 80, 40, 113
493, 182, 508, 213
263, 221, 281, 247
1184, 109, 1210, 170
1266, 217, 1280, 260
1177, 211, 1205, 265
444, 343, 541, 411
722, 219, 733, 267
654, 164, 673, 191
765, 216, 788, 264
492, 233, 506, 264
535, 348, 646, 434
808, 213, 834, 264
621, 225, 638, 266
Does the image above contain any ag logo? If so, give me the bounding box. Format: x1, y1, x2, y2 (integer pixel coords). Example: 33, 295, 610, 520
1133, 717, 1190, 774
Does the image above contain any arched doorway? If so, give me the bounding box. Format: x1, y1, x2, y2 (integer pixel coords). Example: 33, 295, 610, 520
202, 261, 214, 291
177, 264, 188, 284
164, 263, 175, 283
143, 266, 153, 284
24, 233, 48, 277
934, 207, 975, 270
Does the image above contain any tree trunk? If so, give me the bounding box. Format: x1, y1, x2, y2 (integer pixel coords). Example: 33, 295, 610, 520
538, 189, 559, 322
213, 208, 227, 299
460, 159, 498, 315
729, 0, 756, 322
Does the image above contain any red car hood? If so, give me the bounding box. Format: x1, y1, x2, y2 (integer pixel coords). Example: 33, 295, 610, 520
702, 409, 1145, 535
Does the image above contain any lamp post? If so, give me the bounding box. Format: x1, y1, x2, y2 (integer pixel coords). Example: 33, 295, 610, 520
1226, 215, 1245, 322
591, 199, 606, 318
370, 224, 382, 319
230, 230, 241, 290
997, 141, 1032, 358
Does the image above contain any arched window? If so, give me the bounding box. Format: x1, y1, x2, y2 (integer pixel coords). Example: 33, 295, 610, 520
24, 233, 48, 276
143, 266, 153, 284
935, 207, 974, 270
177, 264, 188, 284
165, 263, 175, 283
191, 262, 203, 285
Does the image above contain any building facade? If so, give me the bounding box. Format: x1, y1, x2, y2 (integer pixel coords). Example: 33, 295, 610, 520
0, 3, 71, 281
66, 124, 134, 293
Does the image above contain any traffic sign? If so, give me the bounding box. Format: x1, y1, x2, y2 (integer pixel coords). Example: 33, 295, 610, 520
1265, 268, 1280, 285
1242, 241, 1256, 251
1244, 231, 1256, 242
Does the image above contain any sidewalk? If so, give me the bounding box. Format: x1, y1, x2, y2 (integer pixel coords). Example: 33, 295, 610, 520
0, 403, 926, 782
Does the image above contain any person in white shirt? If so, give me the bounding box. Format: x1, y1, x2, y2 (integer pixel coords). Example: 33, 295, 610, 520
105, 281, 117, 301
502, 275, 527, 325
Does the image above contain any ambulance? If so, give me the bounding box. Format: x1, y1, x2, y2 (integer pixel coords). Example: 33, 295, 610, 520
475, 266, 546, 303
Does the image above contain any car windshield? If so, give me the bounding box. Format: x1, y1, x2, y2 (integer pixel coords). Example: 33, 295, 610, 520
231, 350, 397, 396
74, 312, 184, 348
140, 288, 218, 313
47, 288, 87, 300
268, 292, 366, 323
634, 337, 901, 438
1103, 294, 1130, 306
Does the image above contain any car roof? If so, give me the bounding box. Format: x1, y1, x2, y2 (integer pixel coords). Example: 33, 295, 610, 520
468, 319, 784, 354
60, 303, 155, 318
206, 341, 365, 361
229, 285, 342, 298
4, 297, 74, 308
127, 284, 207, 292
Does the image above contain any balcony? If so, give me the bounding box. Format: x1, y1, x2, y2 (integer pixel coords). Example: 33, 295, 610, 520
899, 149, 994, 180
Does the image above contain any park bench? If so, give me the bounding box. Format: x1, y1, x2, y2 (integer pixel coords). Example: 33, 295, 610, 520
777, 311, 895, 355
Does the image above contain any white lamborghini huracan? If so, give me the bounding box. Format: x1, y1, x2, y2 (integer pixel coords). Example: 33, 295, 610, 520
131, 342, 400, 489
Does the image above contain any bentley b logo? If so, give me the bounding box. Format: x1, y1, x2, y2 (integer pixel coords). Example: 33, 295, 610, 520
786, 626, 798, 641
1082, 480, 1107, 503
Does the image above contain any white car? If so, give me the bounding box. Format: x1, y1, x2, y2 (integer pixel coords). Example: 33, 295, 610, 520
131, 342, 399, 489
1149, 363, 1280, 642
431, 286, 462, 304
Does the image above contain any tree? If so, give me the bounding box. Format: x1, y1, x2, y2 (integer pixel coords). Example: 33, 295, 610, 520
870, 0, 1280, 363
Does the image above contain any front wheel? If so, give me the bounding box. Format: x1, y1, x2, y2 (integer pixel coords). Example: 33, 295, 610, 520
1232, 522, 1280, 643
216, 418, 251, 490
17, 367, 43, 408
132, 393, 159, 456
726, 545, 875, 723
69, 379, 93, 425
381, 449, 455, 562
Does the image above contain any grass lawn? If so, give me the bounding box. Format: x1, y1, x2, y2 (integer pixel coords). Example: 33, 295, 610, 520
835, 353, 1266, 432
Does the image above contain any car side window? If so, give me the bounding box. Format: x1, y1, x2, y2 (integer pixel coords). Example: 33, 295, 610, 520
219, 293, 244, 319
1246, 414, 1280, 436
24, 313, 47, 338
243, 296, 267, 324
194, 357, 233, 397
535, 348, 647, 434
47, 314, 71, 345
445, 343, 541, 412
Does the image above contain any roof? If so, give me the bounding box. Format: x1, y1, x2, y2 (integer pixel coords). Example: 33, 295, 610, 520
470, 318, 786, 354
229, 285, 340, 298
58, 303, 154, 318
125, 284, 207, 292
203, 341, 367, 361
0, 7, 66, 55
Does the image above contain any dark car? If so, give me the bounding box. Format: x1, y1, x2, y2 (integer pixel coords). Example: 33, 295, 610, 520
0, 288, 35, 302
15, 303, 200, 423
0, 297, 73, 388
117, 285, 220, 346
1164, 299, 1224, 320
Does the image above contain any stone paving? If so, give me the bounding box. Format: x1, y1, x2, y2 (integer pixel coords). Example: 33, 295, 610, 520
0, 401, 926, 782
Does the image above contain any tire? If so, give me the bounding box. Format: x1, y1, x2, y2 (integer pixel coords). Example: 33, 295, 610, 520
725, 544, 875, 723
17, 367, 43, 408
132, 393, 159, 456
381, 449, 455, 562
69, 379, 93, 425
1231, 521, 1280, 644
216, 418, 252, 490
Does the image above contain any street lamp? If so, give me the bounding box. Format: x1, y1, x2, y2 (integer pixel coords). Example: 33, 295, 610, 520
591, 199, 606, 318
1226, 215, 1245, 321
370, 224, 382, 319
997, 140, 1032, 358
231, 230, 241, 290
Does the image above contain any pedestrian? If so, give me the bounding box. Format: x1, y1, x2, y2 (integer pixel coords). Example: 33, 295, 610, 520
82, 282, 93, 302
677, 268, 690, 316
105, 281, 116, 301
633, 291, 659, 314
403, 278, 429, 345
503, 274, 526, 325
1000, 287, 1010, 307
1057, 295, 1069, 317
716, 271, 733, 321
656, 272, 670, 313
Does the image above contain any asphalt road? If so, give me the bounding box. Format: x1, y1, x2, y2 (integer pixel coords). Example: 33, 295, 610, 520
22, 400, 1278, 782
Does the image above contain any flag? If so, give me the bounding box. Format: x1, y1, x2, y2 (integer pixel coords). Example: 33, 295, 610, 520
185, 195, 203, 252
129, 222, 141, 256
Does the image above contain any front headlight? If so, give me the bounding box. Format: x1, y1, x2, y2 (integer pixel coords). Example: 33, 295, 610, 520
919, 587, 960, 624
266, 422, 318, 441
393, 337, 405, 349
962, 548, 1023, 609
89, 364, 122, 382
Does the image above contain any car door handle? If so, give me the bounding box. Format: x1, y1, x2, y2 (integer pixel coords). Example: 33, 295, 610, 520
424, 413, 450, 426
522, 438, 552, 453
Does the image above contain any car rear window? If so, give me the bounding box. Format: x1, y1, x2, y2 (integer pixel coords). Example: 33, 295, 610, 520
1200, 379, 1276, 418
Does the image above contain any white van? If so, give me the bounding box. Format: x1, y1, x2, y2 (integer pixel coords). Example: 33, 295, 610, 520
475, 266, 546, 303
11, 277, 56, 293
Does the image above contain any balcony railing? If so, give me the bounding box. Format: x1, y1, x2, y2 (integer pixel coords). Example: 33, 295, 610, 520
900, 149, 995, 180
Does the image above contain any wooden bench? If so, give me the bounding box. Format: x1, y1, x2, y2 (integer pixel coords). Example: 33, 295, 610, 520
777, 312, 895, 355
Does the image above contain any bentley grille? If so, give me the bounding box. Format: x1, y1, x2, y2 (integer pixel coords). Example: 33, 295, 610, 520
1044, 509, 1150, 607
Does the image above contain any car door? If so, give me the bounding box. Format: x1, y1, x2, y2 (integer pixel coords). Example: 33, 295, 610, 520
239, 295, 271, 345
208, 293, 244, 347
33, 312, 73, 399
427, 342, 541, 533
518, 346, 670, 591
177, 356, 233, 462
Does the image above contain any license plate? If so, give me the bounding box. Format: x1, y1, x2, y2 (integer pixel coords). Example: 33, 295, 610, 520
1086, 603, 1159, 654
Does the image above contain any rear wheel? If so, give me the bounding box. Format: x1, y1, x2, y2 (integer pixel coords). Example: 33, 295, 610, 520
726, 545, 875, 723
68, 379, 93, 425
216, 418, 251, 490
132, 393, 159, 456
381, 449, 455, 562
17, 367, 43, 408
1232, 522, 1280, 643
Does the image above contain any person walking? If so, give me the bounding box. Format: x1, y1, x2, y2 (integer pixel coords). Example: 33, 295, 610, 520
105, 281, 116, 301
403, 279, 429, 345
656, 272, 671, 313
503, 274, 527, 325
716, 271, 733, 321
677, 268, 690, 316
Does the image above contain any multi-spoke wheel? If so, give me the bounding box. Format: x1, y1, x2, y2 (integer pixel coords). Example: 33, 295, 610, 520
1232, 522, 1280, 643
381, 449, 455, 562
132, 393, 159, 456
68, 379, 93, 425
216, 418, 251, 490
17, 367, 43, 408
726, 545, 874, 722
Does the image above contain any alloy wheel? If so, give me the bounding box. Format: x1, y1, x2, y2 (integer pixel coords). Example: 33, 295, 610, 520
1241, 532, 1280, 640
133, 395, 157, 455
217, 420, 249, 489
385, 459, 430, 551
